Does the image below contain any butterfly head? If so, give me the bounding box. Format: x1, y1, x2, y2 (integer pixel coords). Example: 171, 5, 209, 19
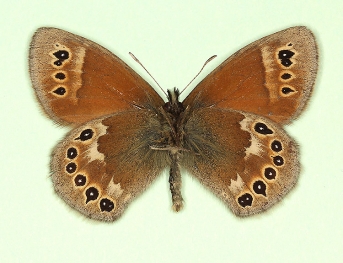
163, 88, 185, 116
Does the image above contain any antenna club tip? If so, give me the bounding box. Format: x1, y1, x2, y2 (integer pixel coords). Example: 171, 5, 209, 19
179, 54, 217, 94
129, 52, 139, 61
208, 55, 217, 61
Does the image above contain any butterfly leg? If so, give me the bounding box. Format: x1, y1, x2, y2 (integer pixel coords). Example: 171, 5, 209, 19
169, 153, 184, 212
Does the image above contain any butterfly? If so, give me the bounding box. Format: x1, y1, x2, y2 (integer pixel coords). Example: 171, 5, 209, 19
29, 26, 317, 221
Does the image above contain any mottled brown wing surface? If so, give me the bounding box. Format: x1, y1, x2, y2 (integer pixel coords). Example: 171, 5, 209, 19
51, 109, 170, 221
29, 27, 164, 126
183, 26, 317, 124
181, 108, 299, 216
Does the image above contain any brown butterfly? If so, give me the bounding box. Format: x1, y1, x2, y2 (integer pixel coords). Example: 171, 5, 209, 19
29, 26, 317, 221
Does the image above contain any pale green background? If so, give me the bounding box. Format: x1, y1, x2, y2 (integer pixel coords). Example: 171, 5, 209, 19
1, 1, 342, 262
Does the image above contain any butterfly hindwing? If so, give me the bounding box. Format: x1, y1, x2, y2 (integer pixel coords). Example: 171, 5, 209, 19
182, 108, 299, 216
51, 110, 170, 221
29, 27, 164, 126
184, 26, 318, 124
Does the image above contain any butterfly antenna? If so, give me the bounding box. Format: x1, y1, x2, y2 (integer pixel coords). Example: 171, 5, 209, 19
179, 55, 217, 95
129, 52, 167, 97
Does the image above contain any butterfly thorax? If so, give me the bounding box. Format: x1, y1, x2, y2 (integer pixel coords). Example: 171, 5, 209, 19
161, 88, 186, 149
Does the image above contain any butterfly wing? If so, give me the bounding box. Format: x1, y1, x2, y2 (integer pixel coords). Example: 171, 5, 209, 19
181, 108, 299, 216
183, 26, 317, 124
51, 109, 170, 221
29, 27, 164, 126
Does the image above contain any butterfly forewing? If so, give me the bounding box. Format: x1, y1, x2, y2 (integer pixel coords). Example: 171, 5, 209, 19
29, 27, 164, 126
184, 26, 317, 124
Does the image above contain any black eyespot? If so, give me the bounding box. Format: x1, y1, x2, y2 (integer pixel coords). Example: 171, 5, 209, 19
85, 187, 99, 203
55, 72, 66, 80
281, 60, 293, 67
281, 73, 292, 80
53, 87, 66, 96
254, 122, 273, 135
278, 50, 295, 67
238, 193, 253, 208
76, 129, 94, 141
281, 87, 295, 95
278, 50, 295, 59
53, 50, 69, 60
67, 147, 78, 159
54, 60, 62, 66
66, 162, 77, 174
271, 140, 282, 152
264, 167, 276, 180
74, 174, 86, 187
273, 156, 284, 166
100, 198, 115, 212
253, 180, 267, 196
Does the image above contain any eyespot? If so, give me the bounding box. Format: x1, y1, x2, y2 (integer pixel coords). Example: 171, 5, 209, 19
273, 156, 284, 166
278, 50, 295, 59
238, 193, 253, 207
53, 50, 70, 60
54, 72, 66, 80
264, 167, 277, 180
52, 86, 67, 96
278, 50, 295, 67
280, 72, 292, 80
66, 147, 78, 159
253, 180, 267, 196
85, 187, 99, 204
54, 60, 62, 66
281, 86, 296, 95
271, 140, 282, 152
75, 129, 94, 141
74, 174, 87, 187
66, 162, 77, 174
99, 198, 115, 212
254, 122, 273, 135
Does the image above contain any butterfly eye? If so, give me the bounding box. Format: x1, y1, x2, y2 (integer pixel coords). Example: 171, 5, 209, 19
238, 193, 253, 208
253, 180, 267, 196
99, 198, 115, 212
254, 122, 273, 135
264, 167, 277, 180
85, 187, 99, 203
74, 174, 87, 187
